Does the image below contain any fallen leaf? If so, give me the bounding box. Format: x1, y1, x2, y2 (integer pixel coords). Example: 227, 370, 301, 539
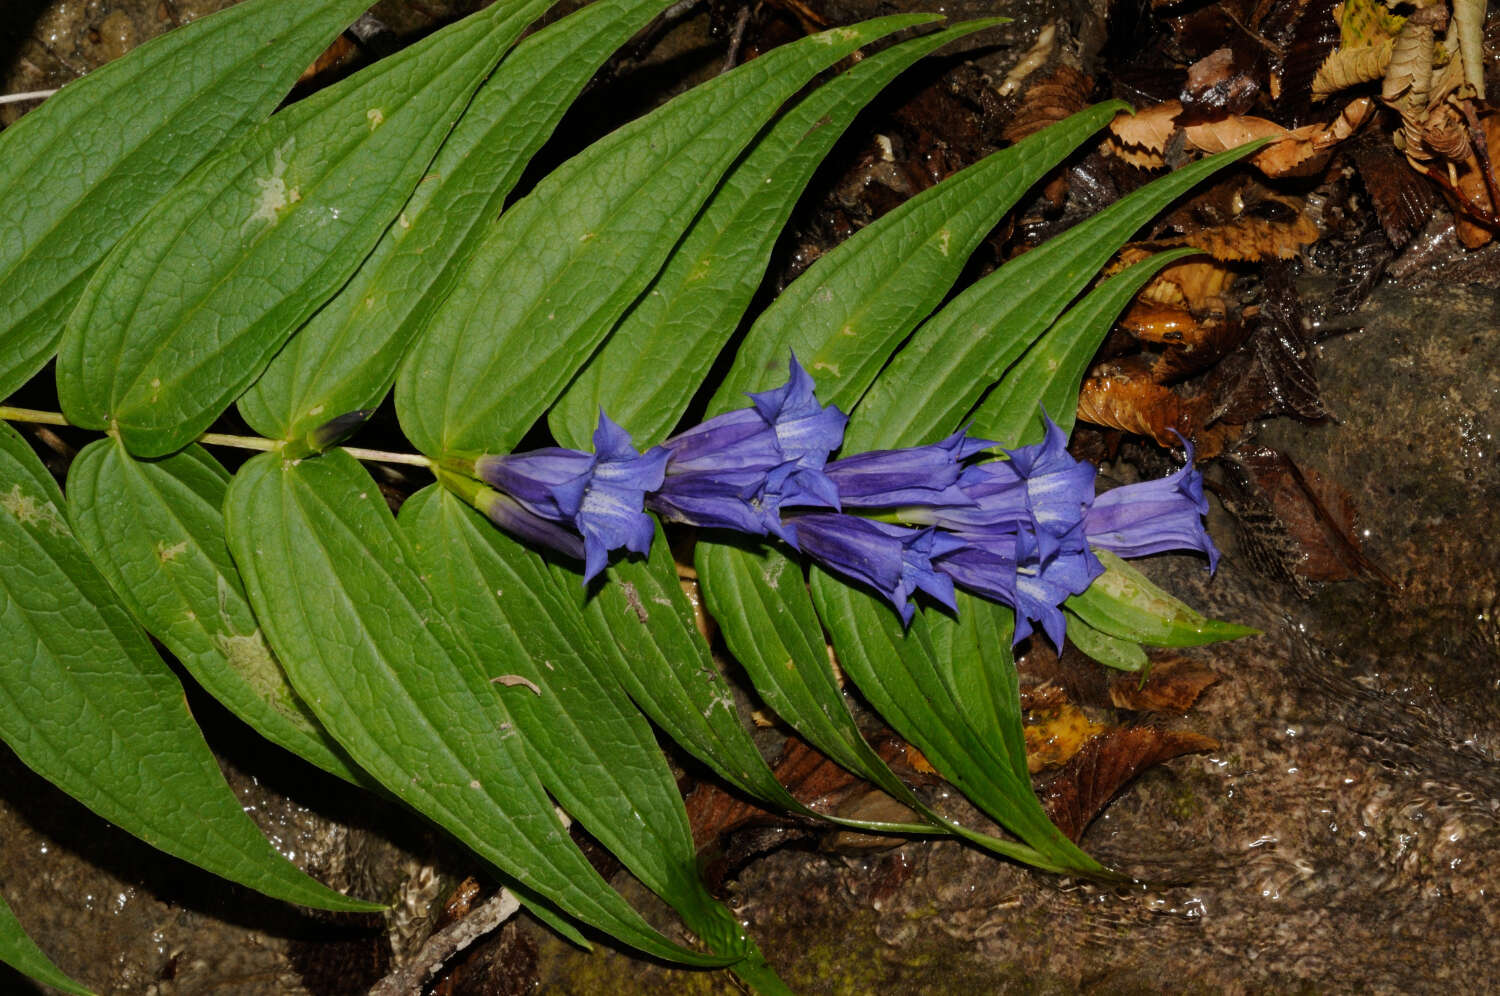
1229, 446, 1391, 584
1023, 697, 1107, 773
1180, 46, 1261, 119
1003, 63, 1094, 144
1040, 727, 1218, 842
1349, 130, 1439, 247
1109, 658, 1220, 713
1105, 101, 1181, 168
1208, 261, 1327, 423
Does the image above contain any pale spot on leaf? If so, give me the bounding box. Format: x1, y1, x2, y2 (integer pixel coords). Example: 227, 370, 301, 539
1, 485, 67, 535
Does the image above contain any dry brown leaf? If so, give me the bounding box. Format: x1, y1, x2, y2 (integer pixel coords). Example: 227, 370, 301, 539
1160, 191, 1321, 260
1254, 96, 1375, 176
1232, 447, 1392, 584
1109, 658, 1220, 713
1140, 259, 1238, 312
1041, 727, 1218, 842
1076, 358, 1227, 452
1182, 112, 1289, 154
1180, 46, 1261, 118
1451, 109, 1500, 247
1349, 131, 1438, 247
1105, 101, 1181, 168
1003, 63, 1093, 144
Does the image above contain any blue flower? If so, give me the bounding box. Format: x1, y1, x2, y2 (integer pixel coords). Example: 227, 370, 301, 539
932, 528, 1101, 649
902, 416, 1096, 564
475, 412, 667, 582
790, 513, 962, 625
646, 461, 839, 545
824, 426, 993, 508
660, 355, 847, 476
1082, 438, 1219, 570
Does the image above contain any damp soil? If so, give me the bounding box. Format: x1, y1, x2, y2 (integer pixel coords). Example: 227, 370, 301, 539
2, 0, 1498, 994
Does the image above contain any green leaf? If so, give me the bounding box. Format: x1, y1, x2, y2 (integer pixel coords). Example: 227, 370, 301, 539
810, 568, 1103, 874
695, 538, 937, 814
401, 488, 785, 992
1067, 550, 1257, 647
552, 521, 930, 835
0, 889, 93, 996
58, 0, 557, 457
239, 0, 678, 446
1063, 609, 1150, 672
845, 142, 1264, 451
66, 438, 362, 784
0, 0, 371, 402
222, 449, 727, 966
696, 540, 1070, 862
968, 247, 1200, 447
396, 14, 936, 458
924, 594, 1033, 787
706, 102, 1128, 418
0, 423, 373, 913
548, 20, 1003, 448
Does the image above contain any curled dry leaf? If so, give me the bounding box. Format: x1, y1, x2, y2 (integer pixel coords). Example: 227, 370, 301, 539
1180, 46, 1261, 119
1108, 658, 1220, 713
1160, 191, 1321, 260
1450, 109, 1500, 247
1312, 38, 1394, 98
1076, 357, 1237, 455
1002, 63, 1093, 144
1040, 726, 1218, 842
1349, 130, 1439, 247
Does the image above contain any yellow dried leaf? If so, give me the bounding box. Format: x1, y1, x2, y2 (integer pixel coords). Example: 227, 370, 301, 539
1339, 0, 1405, 48
1312, 38, 1393, 98
1023, 699, 1106, 773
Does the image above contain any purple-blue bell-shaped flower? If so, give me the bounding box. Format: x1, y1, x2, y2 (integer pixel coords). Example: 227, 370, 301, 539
1082, 438, 1219, 570
790, 513, 962, 625
932, 528, 1102, 649
902, 416, 1096, 564
660, 355, 847, 476
646, 460, 839, 546
475, 412, 667, 582
825, 426, 994, 508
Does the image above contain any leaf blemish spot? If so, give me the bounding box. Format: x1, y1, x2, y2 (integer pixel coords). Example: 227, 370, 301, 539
247, 146, 300, 227
156, 539, 189, 562
1, 485, 67, 535
366, 107, 384, 130
469, 779, 481, 789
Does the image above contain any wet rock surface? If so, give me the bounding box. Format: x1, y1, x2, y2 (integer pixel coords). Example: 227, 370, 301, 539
2, 0, 1499, 993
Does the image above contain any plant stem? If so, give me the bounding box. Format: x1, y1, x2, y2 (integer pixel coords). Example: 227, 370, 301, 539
1, 407, 431, 469
0, 89, 57, 106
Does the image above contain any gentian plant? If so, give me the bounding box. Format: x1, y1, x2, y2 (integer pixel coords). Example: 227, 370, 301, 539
0, 0, 1256, 991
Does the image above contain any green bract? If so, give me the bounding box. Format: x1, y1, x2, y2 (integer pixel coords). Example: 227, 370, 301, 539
0, 2, 1258, 991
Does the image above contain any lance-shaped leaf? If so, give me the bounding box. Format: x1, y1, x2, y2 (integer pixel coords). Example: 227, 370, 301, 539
66, 439, 362, 784
0, 0, 371, 402
924, 594, 1035, 787
239, 0, 679, 447
58, 0, 557, 458
0, 423, 373, 913
844, 143, 1264, 451
969, 248, 1200, 447
550, 521, 930, 836
1066, 551, 1256, 647
810, 568, 1104, 874
705, 102, 1128, 418
548, 20, 1003, 448
400, 488, 786, 994
694, 540, 1060, 861
396, 14, 936, 459
0, 890, 92, 996
695, 539, 939, 813
1064, 609, 1151, 672
222, 449, 729, 966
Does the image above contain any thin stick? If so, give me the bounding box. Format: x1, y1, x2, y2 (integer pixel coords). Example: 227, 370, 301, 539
0, 89, 58, 106
2, 407, 431, 468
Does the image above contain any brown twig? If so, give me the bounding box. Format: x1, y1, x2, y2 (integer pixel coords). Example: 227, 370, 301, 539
1459, 102, 1500, 217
